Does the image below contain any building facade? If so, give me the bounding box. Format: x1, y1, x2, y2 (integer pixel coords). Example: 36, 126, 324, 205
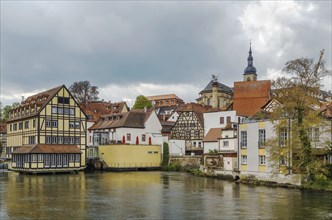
6, 85, 87, 173
146, 94, 184, 107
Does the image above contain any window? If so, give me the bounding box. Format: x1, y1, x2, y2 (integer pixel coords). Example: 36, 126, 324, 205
279, 128, 288, 146
31, 154, 37, 162
58, 97, 70, 104
280, 156, 287, 166
258, 129, 266, 147
127, 133, 131, 141
19, 122, 23, 130
70, 137, 74, 144
241, 155, 247, 164
52, 136, 57, 144
52, 107, 58, 114
28, 136, 35, 145
223, 141, 229, 147
226, 116, 231, 124
69, 121, 80, 129
38, 154, 43, 162
10, 124, 12, 132
240, 131, 247, 148
74, 137, 80, 144
313, 127, 319, 142
64, 137, 69, 144
259, 155, 266, 165
63, 155, 68, 167
69, 108, 75, 115
193, 142, 197, 147
142, 134, 146, 142
198, 142, 202, 148
13, 123, 17, 131
75, 154, 80, 162
51, 154, 56, 167
58, 136, 63, 144
69, 154, 74, 162
57, 154, 62, 167
46, 120, 57, 128
148, 151, 153, 154
33, 119, 36, 128
46, 136, 52, 144
44, 155, 50, 167
24, 121, 29, 129
220, 117, 224, 124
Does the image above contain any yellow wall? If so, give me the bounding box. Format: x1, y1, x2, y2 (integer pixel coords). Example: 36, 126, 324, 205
98, 145, 161, 168
241, 165, 247, 171
258, 165, 266, 172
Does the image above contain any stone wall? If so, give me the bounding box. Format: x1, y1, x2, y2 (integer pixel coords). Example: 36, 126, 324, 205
170, 156, 202, 171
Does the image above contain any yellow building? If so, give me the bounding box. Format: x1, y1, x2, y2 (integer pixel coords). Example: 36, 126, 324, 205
6, 85, 87, 173
98, 144, 161, 170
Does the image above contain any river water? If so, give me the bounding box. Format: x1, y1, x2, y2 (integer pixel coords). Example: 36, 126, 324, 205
0, 171, 331, 219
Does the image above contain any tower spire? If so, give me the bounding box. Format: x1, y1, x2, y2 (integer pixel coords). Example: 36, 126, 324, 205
243, 42, 257, 81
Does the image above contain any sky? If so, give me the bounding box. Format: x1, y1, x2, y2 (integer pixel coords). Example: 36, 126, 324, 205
1, 1, 331, 107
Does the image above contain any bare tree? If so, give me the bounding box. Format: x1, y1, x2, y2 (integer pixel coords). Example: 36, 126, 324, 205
69, 81, 99, 103
267, 50, 330, 178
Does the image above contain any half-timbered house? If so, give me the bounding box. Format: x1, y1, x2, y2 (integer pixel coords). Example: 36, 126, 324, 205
6, 85, 87, 173
170, 103, 213, 155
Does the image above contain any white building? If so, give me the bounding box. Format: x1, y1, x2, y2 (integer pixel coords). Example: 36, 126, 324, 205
89, 109, 163, 148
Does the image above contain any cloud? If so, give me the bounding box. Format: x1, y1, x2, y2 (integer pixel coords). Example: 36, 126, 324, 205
1, 1, 331, 106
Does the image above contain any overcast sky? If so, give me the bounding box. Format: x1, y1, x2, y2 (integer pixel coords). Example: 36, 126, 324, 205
1, 1, 331, 107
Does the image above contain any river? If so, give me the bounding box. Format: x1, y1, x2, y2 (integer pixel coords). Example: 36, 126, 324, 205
0, 171, 331, 219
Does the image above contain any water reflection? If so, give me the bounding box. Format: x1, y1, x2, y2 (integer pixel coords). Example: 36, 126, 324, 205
0, 171, 331, 219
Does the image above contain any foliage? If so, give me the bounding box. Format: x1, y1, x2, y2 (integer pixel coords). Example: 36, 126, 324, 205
267, 51, 330, 177
132, 95, 152, 109
162, 142, 170, 167
161, 161, 181, 171
208, 149, 219, 155
304, 174, 332, 191
191, 169, 204, 176
0, 102, 20, 122
69, 81, 99, 103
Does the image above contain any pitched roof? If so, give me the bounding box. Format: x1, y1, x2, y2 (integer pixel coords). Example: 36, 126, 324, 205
232, 80, 271, 117
160, 121, 176, 133
320, 102, 332, 119
199, 80, 233, 95
79, 101, 128, 122
89, 108, 154, 130
203, 128, 222, 142
11, 144, 82, 154
146, 94, 182, 101
7, 85, 63, 122
177, 103, 213, 126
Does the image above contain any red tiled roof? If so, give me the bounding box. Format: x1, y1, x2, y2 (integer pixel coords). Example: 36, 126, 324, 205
203, 128, 222, 142
7, 85, 63, 122
79, 101, 128, 122
89, 108, 154, 130
12, 144, 82, 154
233, 80, 271, 117
146, 94, 182, 101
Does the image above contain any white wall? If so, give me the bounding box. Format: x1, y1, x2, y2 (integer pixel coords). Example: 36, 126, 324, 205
168, 139, 185, 156
203, 111, 241, 135
223, 157, 237, 171
167, 112, 179, 122
203, 142, 218, 154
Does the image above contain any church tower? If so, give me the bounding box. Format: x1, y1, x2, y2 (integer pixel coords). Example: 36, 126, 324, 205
243, 43, 257, 81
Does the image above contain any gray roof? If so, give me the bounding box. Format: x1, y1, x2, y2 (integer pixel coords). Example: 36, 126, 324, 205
199, 80, 233, 95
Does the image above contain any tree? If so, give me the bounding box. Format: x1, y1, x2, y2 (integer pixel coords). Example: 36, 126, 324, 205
267, 50, 330, 179
69, 81, 99, 103
0, 102, 20, 122
132, 95, 152, 109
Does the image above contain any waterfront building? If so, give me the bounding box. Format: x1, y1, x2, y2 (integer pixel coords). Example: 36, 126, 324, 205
98, 144, 161, 170
79, 101, 129, 159
89, 108, 163, 146
169, 103, 213, 156
0, 122, 6, 158
6, 85, 87, 173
